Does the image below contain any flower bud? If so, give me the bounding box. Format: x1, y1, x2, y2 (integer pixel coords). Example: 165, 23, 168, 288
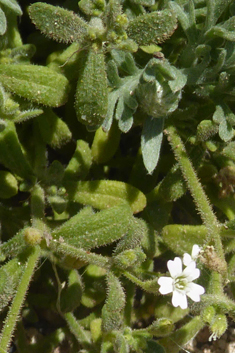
113, 248, 146, 270
202, 305, 216, 324
24, 227, 43, 245
147, 318, 174, 336
209, 314, 227, 341
136, 58, 186, 118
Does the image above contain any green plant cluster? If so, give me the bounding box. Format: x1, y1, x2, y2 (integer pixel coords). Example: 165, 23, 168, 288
1, 0, 235, 352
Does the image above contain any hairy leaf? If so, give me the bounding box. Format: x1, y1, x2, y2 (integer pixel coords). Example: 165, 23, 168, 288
141, 116, 164, 174
64, 180, 146, 213
0, 64, 70, 107
28, 2, 89, 45
52, 203, 133, 250
127, 10, 177, 46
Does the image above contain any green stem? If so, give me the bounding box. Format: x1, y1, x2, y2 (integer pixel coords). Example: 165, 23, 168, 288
64, 312, 91, 346
50, 241, 111, 269
31, 184, 46, 231
123, 282, 135, 326
164, 124, 227, 291
0, 246, 41, 351
123, 271, 159, 293
164, 125, 223, 256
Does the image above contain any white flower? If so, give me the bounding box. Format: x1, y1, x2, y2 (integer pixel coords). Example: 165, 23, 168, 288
158, 257, 205, 309
183, 244, 201, 266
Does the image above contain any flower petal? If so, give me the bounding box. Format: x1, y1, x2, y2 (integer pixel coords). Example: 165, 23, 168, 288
167, 257, 182, 278
186, 282, 205, 302
183, 253, 192, 266
172, 290, 188, 309
158, 277, 173, 294
192, 244, 201, 259
183, 261, 200, 281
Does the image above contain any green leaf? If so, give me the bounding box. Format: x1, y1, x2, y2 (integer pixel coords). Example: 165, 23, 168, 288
28, 2, 89, 45
210, 0, 233, 27
114, 333, 129, 353
141, 116, 164, 174
114, 217, 145, 255
162, 224, 206, 255
145, 340, 166, 353
103, 55, 140, 132
64, 180, 147, 213
213, 104, 234, 142
206, 22, 235, 41
60, 269, 83, 313
116, 97, 134, 133
102, 272, 125, 332
75, 46, 108, 126
113, 247, 146, 270
0, 171, 18, 199
136, 58, 186, 117
64, 140, 92, 181
7, 44, 36, 63
0, 0, 22, 16
219, 119, 233, 142
127, 10, 177, 46
222, 141, 235, 162
79, 0, 105, 16
52, 203, 133, 250
91, 120, 121, 164
159, 316, 204, 353
0, 257, 25, 312
130, 0, 154, 5
0, 121, 35, 181
36, 108, 72, 148
0, 8, 7, 35
0, 64, 70, 107
196, 120, 218, 141
12, 107, 44, 123
169, 1, 197, 43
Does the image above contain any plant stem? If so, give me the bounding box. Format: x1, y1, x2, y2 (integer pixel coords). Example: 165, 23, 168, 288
64, 312, 91, 346
0, 246, 40, 351
31, 184, 46, 231
164, 124, 226, 276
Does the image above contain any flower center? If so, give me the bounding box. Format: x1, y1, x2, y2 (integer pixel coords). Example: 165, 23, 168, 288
174, 276, 187, 290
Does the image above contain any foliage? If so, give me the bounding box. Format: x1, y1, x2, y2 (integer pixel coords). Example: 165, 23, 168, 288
0, 0, 235, 352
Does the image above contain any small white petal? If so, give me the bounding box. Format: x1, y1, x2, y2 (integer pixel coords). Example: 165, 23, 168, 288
183, 262, 200, 281
158, 277, 173, 294
167, 257, 182, 278
192, 244, 201, 258
172, 290, 188, 309
183, 253, 192, 266
186, 282, 205, 302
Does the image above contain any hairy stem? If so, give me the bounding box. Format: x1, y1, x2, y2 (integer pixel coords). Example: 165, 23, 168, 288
31, 183, 46, 230
0, 246, 40, 351
164, 124, 226, 278
64, 312, 91, 346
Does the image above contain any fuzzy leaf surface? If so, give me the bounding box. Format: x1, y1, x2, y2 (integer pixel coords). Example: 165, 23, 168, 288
28, 2, 89, 45
0, 0, 22, 16
0, 64, 70, 107
127, 10, 177, 46
75, 47, 108, 126
141, 116, 164, 174
52, 203, 133, 250
0, 8, 6, 35
64, 180, 146, 213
